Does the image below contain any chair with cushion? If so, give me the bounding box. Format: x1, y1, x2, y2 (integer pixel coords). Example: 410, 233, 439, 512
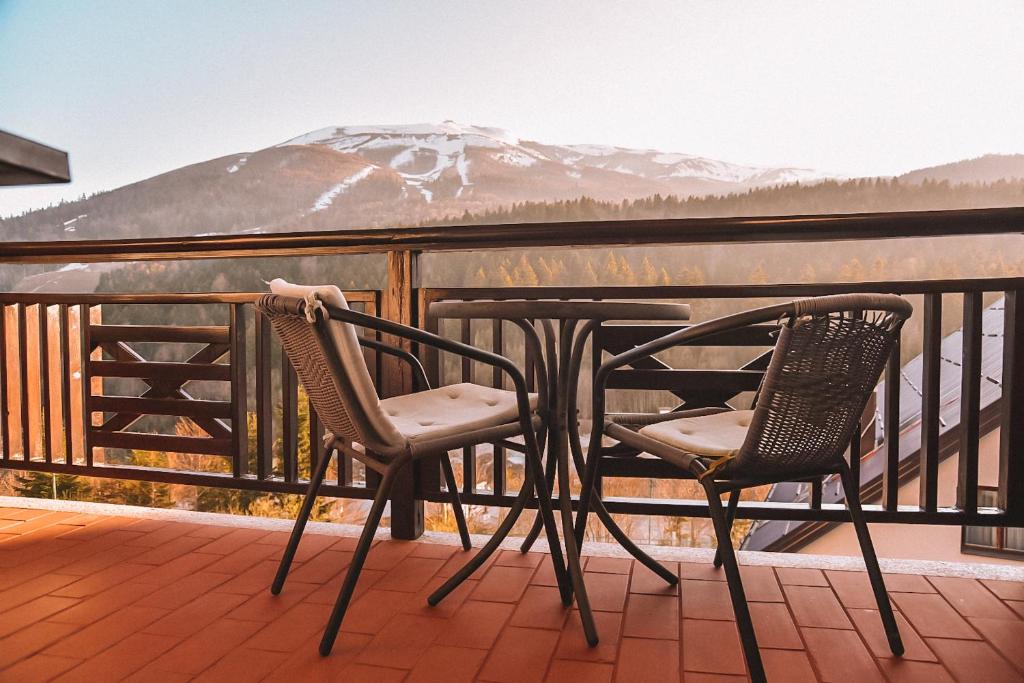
258, 279, 569, 656
576, 294, 911, 682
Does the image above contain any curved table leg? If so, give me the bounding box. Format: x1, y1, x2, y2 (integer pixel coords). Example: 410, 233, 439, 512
428, 429, 570, 606
554, 320, 598, 644
524, 319, 678, 585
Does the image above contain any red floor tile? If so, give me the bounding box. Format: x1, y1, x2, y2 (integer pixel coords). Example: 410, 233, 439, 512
547, 658, 614, 682
874, 659, 956, 683
847, 608, 935, 661
585, 571, 630, 612
586, 556, 633, 574
925, 637, 1022, 683
144, 590, 249, 637
363, 539, 417, 570
890, 592, 980, 640
0, 595, 80, 638
927, 575, 1019, 620
678, 562, 726, 581
981, 578, 1024, 601
738, 565, 784, 602
783, 584, 853, 629
681, 579, 735, 621
472, 565, 536, 602
373, 555, 446, 592
682, 619, 746, 676
0, 620, 79, 670
760, 649, 816, 683
1, 654, 81, 682
5, 506, 1024, 683
435, 600, 515, 649
775, 567, 828, 586
52, 632, 179, 682
245, 601, 332, 652
802, 627, 885, 682
968, 616, 1024, 672
556, 609, 623, 663
44, 604, 169, 658
407, 644, 489, 683
882, 573, 936, 593
495, 548, 544, 568
622, 593, 680, 640
191, 647, 289, 683
478, 626, 560, 683
356, 613, 443, 669
510, 585, 571, 630
630, 561, 680, 595
338, 588, 417, 635
147, 617, 265, 674
615, 638, 680, 683
825, 569, 880, 609
749, 601, 803, 650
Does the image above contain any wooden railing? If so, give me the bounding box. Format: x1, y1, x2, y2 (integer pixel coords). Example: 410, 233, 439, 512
1, 206, 1022, 541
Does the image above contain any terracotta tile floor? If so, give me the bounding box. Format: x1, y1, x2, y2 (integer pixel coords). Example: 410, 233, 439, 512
2, 506, 1023, 682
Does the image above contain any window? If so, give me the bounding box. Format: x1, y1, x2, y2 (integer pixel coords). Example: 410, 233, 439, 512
961, 487, 1024, 558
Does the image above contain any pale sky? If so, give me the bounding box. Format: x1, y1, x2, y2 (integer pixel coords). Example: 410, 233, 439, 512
2, 0, 1023, 217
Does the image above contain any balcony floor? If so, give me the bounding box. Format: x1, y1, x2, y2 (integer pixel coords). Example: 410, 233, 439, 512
1, 505, 1023, 682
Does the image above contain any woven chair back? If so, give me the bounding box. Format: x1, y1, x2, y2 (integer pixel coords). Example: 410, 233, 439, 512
257, 290, 405, 457
732, 294, 911, 479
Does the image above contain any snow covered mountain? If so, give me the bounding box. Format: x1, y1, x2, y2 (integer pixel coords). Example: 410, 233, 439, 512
1, 121, 829, 248
276, 121, 825, 207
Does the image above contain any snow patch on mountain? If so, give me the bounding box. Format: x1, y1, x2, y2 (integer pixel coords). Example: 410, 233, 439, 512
311, 165, 377, 212
226, 156, 248, 173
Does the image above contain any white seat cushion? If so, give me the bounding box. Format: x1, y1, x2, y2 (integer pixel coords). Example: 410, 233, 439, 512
638, 410, 753, 457
380, 383, 538, 442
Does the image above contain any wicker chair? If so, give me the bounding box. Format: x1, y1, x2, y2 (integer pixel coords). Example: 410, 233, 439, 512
576, 294, 912, 682
258, 280, 569, 656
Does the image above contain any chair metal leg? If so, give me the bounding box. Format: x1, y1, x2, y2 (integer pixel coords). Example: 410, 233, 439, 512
441, 453, 472, 550
428, 432, 571, 607
703, 479, 766, 683
319, 456, 405, 656
272, 446, 333, 595
839, 463, 904, 656
713, 489, 741, 569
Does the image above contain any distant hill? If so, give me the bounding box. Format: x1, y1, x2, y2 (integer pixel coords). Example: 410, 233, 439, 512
899, 154, 1024, 185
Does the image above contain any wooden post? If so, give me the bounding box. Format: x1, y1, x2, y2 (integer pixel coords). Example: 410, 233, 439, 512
998, 290, 1024, 521
382, 250, 424, 540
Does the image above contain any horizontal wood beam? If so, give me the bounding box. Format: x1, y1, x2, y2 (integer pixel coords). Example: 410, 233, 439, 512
2, 206, 1022, 264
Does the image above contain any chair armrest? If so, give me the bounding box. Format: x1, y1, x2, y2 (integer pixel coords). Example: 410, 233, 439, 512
357, 337, 430, 392
320, 303, 537, 419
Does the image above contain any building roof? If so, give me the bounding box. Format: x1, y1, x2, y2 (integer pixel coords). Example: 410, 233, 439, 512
743, 296, 1006, 551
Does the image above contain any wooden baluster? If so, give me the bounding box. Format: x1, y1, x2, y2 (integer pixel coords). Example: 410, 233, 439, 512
18, 304, 30, 460
492, 317, 505, 496
956, 292, 983, 514
0, 304, 8, 461
919, 293, 941, 513
38, 305, 51, 463
882, 338, 901, 511
254, 310, 273, 480
230, 303, 248, 478
59, 304, 73, 464
80, 304, 93, 466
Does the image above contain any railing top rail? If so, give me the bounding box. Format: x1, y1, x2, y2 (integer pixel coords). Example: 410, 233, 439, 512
0, 290, 380, 305
2, 206, 1022, 265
